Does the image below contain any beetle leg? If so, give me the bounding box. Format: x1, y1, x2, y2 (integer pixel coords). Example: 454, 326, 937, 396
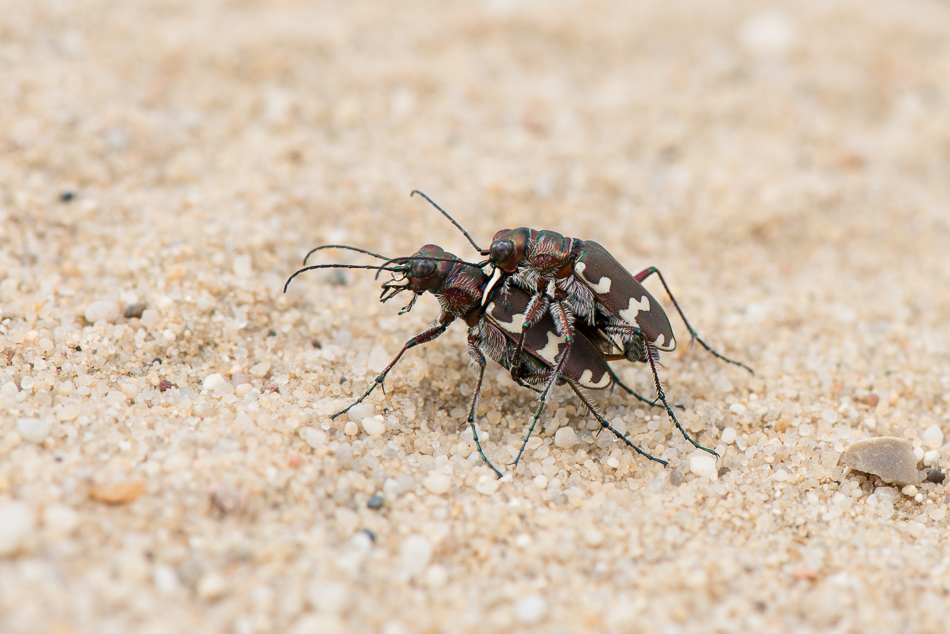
634, 267, 754, 374
564, 381, 668, 466
604, 365, 685, 410
510, 343, 571, 468
465, 332, 504, 479
331, 318, 453, 419
510, 291, 548, 380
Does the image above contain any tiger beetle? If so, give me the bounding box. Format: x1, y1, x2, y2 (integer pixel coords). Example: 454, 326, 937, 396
284, 244, 680, 477
409, 190, 754, 459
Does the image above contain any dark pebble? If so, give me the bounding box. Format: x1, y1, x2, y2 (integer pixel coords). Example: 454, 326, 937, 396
718, 466, 731, 478
124, 303, 147, 319
360, 528, 377, 542
311, 338, 322, 349
669, 469, 685, 486
159, 379, 173, 392
367, 494, 384, 510
267, 329, 277, 337
60, 190, 75, 202
925, 469, 946, 484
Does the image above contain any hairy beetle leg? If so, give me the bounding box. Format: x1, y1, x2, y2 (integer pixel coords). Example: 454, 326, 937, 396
635, 266, 754, 375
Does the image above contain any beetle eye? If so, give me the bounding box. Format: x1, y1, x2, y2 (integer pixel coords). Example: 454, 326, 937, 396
410, 259, 437, 279
489, 240, 514, 264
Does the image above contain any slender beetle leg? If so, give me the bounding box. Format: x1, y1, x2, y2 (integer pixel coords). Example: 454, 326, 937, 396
466, 332, 504, 478
604, 364, 684, 411
565, 382, 668, 465
634, 267, 754, 375
331, 318, 452, 419
510, 344, 572, 468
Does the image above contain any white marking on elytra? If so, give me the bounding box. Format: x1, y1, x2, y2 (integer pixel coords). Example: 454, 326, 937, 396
535, 331, 566, 364
574, 261, 612, 295
487, 302, 526, 334
579, 369, 610, 389
618, 295, 651, 324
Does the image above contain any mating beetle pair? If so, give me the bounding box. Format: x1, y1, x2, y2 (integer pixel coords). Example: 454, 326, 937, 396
284, 192, 752, 477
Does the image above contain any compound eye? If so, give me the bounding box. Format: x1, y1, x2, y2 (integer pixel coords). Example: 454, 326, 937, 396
489, 240, 514, 264
410, 259, 437, 279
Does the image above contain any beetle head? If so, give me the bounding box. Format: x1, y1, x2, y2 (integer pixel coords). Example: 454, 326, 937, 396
380, 244, 459, 303
487, 228, 531, 272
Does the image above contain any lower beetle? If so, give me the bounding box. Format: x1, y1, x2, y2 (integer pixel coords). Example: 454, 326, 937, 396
285, 244, 700, 476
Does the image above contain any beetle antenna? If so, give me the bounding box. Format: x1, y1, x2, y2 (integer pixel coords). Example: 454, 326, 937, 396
284, 263, 404, 293
302, 245, 393, 265
410, 190, 483, 252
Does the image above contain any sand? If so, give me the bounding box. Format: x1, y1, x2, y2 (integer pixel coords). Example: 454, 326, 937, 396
2, 0, 950, 632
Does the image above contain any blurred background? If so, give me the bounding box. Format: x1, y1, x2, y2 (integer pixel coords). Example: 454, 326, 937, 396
3, 0, 950, 632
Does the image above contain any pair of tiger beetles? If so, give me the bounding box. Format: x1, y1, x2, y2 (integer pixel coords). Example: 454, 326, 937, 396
284, 191, 753, 479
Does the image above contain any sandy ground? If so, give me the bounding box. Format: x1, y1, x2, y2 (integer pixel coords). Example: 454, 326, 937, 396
3, 0, 950, 632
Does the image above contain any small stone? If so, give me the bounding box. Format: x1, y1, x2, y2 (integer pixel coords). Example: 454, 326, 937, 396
361, 416, 386, 437
84, 300, 120, 323
423, 473, 451, 495
689, 451, 719, 480
475, 475, 500, 495
124, 302, 147, 319
669, 469, 685, 486
533, 475, 548, 490
202, 374, 225, 391
343, 421, 359, 436
922, 424, 944, 447
513, 593, 548, 624
304, 428, 327, 449
0, 432, 22, 455
0, 502, 34, 556
399, 535, 433, 577
605, 456, 620, 469
197, 572, 228, 600
0, 382, 18, 397
211, 482, 244, 515
901, 485, 918, 497
90, 480, 146, 504
840, 437, 920, 485
367, 495, 384, 510
738, 10, 796, 57
16, 417, 51, 444
140, 309, 160, 328
554, 427, 578, 449
928, 507, 948, 521
729, 403, 747, 415
925, 469, 946, 484
248, 361, 271, 379
366, 346, 391, 374
721, 428, 737, 444
230, 372, 250, 386
346, 403, 375, 422
773, 469, 790, 482
870, 487, 901, 504
863, 393, 880, 408
159, 379, 173, 392
41, 504, 80, 537
923, 450, 941, 467
821, 409, 838, 424
153, 564, 181, 595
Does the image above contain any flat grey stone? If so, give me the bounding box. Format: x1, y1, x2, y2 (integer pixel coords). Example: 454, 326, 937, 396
840, 437, 920, 485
